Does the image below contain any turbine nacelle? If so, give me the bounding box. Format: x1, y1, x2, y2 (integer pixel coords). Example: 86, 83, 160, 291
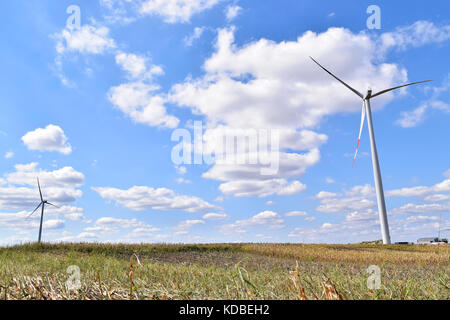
365, 89, 373, 100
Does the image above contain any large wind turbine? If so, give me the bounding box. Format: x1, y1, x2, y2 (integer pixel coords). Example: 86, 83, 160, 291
310, 57, 431, 244
27, 178, 59, 243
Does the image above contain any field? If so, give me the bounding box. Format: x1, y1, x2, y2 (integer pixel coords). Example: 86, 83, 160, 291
0, 243, 448, 300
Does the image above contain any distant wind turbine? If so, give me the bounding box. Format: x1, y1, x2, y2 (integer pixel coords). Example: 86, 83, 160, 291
27, 178, 59, 243
310, 57, 432, 244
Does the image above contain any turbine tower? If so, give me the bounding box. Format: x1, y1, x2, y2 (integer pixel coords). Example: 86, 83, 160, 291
27, 178, 59, 243
310, 57, 431, 244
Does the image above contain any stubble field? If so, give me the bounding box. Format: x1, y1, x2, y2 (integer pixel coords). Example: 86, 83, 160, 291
0, 243, 448, 300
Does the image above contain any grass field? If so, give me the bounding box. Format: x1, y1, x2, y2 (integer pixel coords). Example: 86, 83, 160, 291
0, 243, 448, 300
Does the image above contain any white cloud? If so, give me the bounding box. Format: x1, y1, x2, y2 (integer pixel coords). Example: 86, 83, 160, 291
22, 125, 72, 155
406, 215, 440, 224
325, 177, 335, 184
4, 152, 13, 159
140, 0, 221, 23
220, 211, 284, 235
84, 217, 159, 235
392, 202, 450, 214
445, 169, 450, 179
387, 178, 450, 197
176, 177, 191, 184
175, 219, 205, 230
305, 217, 316, 222
396, 100, 450, 128
55, 25, 116, 54
115, 52, 164, 80
202, 212, 228, 220
184, 27, 205, 47
6, 163, 84, 188
108, 82, 179, 128
218, 178, 306, 198
93, 185, 217, 212
0, 163, 84, 210
167, 26, 411, 197
316, 191, 338, 199
176, 166, 187, 175
225, 5, 242, 21
285, 211, 308, 217
317, 197, 376, 213
396, 104, 428, 128
380, 21, 450, 52
43, 219, 65, 230
396, 71, 450, 128
115, 52, 148, 78
316, 184, 376, 213
203, 148, 319, 197
424, 194, 450, 202
45, 205, 86, 221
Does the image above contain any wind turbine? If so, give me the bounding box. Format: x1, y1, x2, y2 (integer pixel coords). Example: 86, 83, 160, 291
310, 56, 431, 244
27, 178, 59, 243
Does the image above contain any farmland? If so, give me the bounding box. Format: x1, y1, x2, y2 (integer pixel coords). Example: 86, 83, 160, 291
0, 243, 448, 300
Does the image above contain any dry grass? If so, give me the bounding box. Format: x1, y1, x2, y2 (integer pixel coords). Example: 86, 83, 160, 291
0, 243, 448, 300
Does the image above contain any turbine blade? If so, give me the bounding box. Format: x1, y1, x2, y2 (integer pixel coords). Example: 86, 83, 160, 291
310, 56, 364, 99
46, 202, 59, 209
371, 80, 432, 98
27, 202, 43, 219
352, 102, 366, 168
37, 177, 43, 202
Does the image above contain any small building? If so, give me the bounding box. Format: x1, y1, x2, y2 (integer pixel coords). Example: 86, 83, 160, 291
417, 237, 448, 245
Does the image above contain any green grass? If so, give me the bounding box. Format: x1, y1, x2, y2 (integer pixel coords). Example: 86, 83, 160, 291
0, 243, 448, 300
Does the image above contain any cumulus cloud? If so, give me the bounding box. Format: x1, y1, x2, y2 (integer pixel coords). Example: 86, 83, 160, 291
380, 21, 450, 52
392, 202, 450, 214
225, 5, 242, 21
424, 194, 450, 202
0, 211, 66, 232
396, 75, 450, 128
22, 125, 72, 155
115, 52, 164, 80
315, 184, 376, 213
444, 169, 450, 179
55, 25, 116, 54
175, 219, 205, 230
0, 163, 84, 210
202, 212, 228, 220
184, 27, 205, 47
202, 148, 319, 197
4, 152, 13, 159
93, 185, 217, 212
108, 82, 179, 128
218, 179, 306, 198
387, 178, 450, 197
220, 211, 284, 235
166, 26, 411, 197
316, 191, 338, 199
84, 217, 159, 235
139, 0, 221, 23
6, 163, 84, 188
285, 211, 308, 217
115, 52, 148, 78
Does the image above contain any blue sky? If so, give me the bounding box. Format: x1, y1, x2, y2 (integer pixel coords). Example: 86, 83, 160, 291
0, 0, 449, 245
